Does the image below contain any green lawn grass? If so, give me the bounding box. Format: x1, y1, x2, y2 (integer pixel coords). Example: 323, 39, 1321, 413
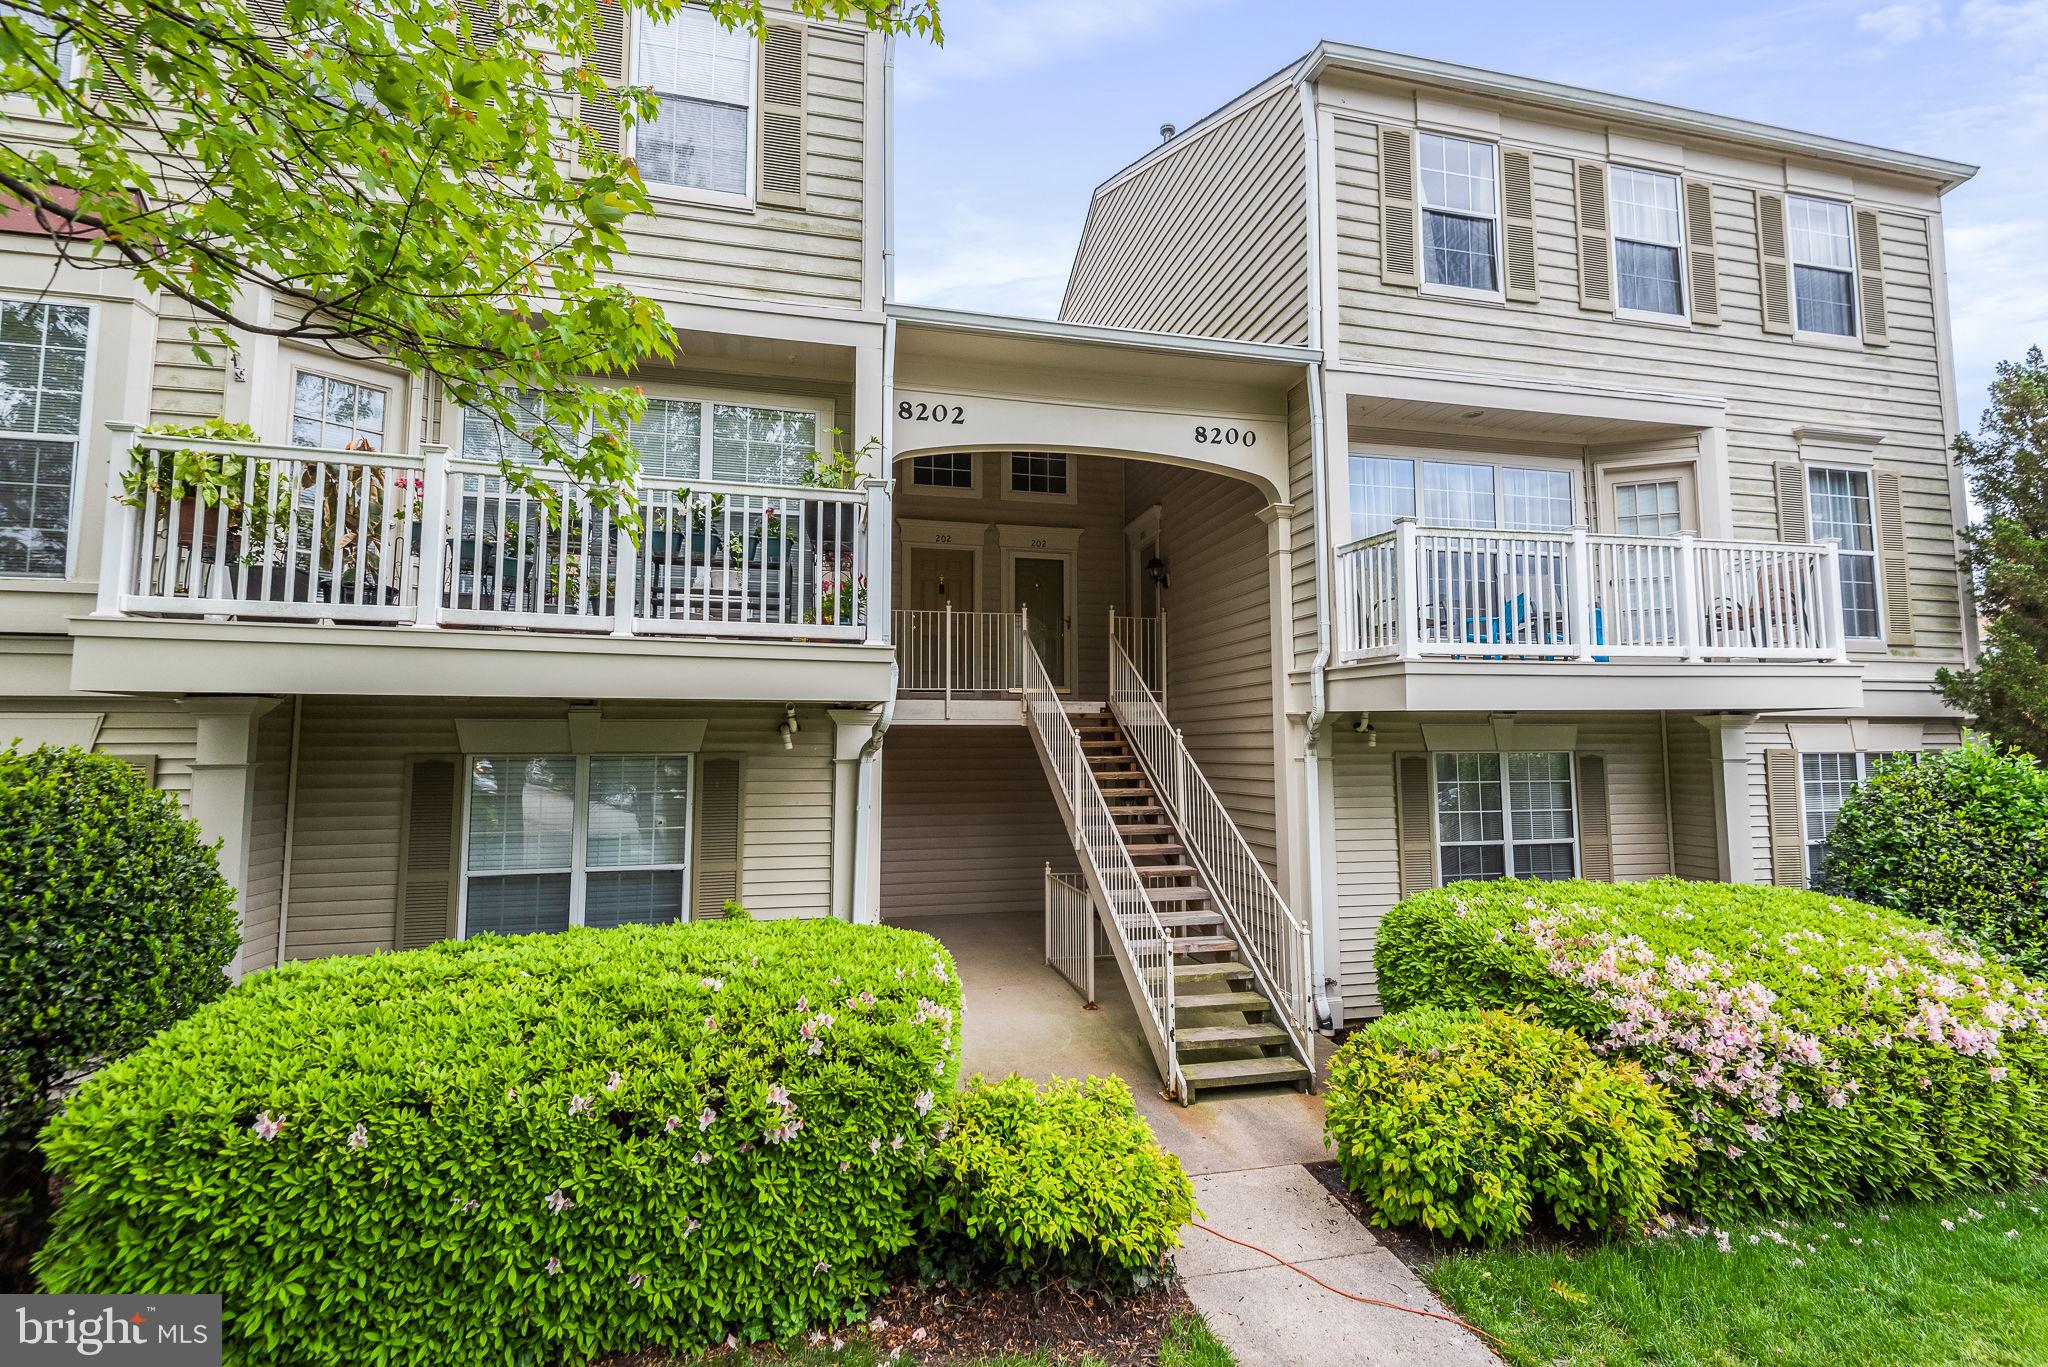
1425, 1185, 2048, 1367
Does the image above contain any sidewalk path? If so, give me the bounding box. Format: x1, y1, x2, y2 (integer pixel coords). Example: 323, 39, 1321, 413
1175, 1165, 1502, 1367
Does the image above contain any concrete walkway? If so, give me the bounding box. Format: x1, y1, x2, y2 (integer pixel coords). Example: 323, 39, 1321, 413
898, 912, 1501, 1366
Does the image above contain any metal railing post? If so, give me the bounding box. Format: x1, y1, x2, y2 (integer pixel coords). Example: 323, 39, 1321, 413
412, 444, 449, 630
95, 423, 140, 616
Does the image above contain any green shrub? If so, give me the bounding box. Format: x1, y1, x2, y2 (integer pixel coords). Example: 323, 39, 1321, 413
925, 1074, 1195, 1289
1, 744, 236, 1250
1821, 741, 2048, 974
1325, 1008, 1690, 1244
1377, 879, 2048, 1213
36, 919, 961, 1364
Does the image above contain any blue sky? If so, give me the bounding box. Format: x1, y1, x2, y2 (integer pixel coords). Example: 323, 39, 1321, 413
892, 0, 2048, 427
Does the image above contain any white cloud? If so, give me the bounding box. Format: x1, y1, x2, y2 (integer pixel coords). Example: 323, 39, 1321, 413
897, 0, 1215, 100
892, 206, 1080, 317
1960, 0, 2048, 43
1857, 1, 1948, 42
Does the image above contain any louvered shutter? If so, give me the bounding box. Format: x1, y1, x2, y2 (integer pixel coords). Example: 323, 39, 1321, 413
1683, 178, 1721, 325
396, 756, 460, 948
1775, 462, 1810, 545
1501, 147, 1539, 304
1764, 748, 1806, 888
1755, 190, 1795, 335
459, 0, 501, 48
1395, 754, 1437, 897
692, 756, 744, 919
1576, 755, 1614, 881
580, 0, 627, 161
1573, 160, 1613, 312
244, 0, 293, 57
1874, 466, 1915, 645
1853, 206, 1889, 345
1377, 125, 1420, 288
757, 22, 807, 207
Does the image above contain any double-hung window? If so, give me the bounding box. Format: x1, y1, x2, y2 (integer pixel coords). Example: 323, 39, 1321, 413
290, 370, 390, 451
1435, 751, 1578, 882
1610, 167, 1685, 317
1806, 465, 1882, 639
1347, 455, 1574, 539
633, 6, 754, 199
1801, 751, 1900, 883
1788, 195, 1857, 337
0, 299, 90, 578
463, 753, 693, 936
1419, 134, 1500, 294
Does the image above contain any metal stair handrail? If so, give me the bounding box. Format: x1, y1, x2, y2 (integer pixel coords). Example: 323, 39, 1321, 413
1107, 623, 1317, 1064
1017, 619, 1184, 1098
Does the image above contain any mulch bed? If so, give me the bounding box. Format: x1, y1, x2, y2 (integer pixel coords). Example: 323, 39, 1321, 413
1306, 1158, 1613, 1272
610, 1278, 1197, 1365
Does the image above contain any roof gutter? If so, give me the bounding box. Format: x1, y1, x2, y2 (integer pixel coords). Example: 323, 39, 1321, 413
1294, 70, 1340, 1031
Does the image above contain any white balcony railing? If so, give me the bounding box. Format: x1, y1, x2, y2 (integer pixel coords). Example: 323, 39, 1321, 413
96, 426, 884, 645
1334, 519, 1849, 664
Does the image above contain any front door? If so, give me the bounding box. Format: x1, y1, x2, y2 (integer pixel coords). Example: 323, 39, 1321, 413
1012, 553, 1070, 688
910, 547, 975, 613
906, 547, 978, 690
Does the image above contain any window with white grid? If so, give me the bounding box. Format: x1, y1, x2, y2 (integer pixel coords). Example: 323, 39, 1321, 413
1419, 133, 1500, 293
1789, 195, 1856, 337
1614, 479, 1683, 537
1501, 467, 1574, 531
290, 370, 389, 452
463, 753, 692, 936
1435, 751, 1577, 883
711, 404, 815, 485
0, 298, 90, 578
1009, 452, 1069, 496
1422, 461, 1497, 529
633, 5, 754, 198
1348, 455, 1416, 539
1802, 751, 1874, 884
1806, 465, 1881, 638
1610, 166, 1685, 316
911, 453, 975, 489
629, 397, 704, 479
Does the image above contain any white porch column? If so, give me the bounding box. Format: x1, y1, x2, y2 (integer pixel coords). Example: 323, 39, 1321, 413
181, 696, 281, 979
1696, 714, 1759, 885
830, 708, 881, 923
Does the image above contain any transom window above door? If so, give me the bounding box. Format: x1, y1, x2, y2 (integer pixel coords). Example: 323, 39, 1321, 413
1613, 478, 1683, 537
910, 453, 975, 489
632, 5, 754, 198
1419, 133, 1500, 294
1347, 455, 1576, 539
291, 370, 390, 451
1609, 166, 1685, 317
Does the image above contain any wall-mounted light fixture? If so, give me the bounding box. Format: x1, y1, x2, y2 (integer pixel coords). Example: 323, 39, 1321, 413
1146, 556, 1170, 590
1353, 711, 1377, 748
778, 704, 799, 751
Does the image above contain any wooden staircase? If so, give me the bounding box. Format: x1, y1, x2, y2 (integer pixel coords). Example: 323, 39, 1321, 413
1070, 704, 1313, 1101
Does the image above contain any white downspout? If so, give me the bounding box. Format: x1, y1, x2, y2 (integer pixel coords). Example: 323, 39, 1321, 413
1295, 73, 1339, 1030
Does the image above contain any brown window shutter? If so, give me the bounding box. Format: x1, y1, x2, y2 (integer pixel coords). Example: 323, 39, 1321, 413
1754, 190, 1795, 335
1376, 125, 1420, 288
580, 0, 627, 162
459, 0, 501, 48
396, 756, 460, 948
1500, 147, 1539, 304
1576, 754, 1614, 881
244, 0, 293, 57
1764, 747, 1806, 888
692, 756, 745, 919
1874, 466, 1916, 644
1395, 753, 1437, 897
1854, 206, 1889, 345
1573, 160, 1614, 312
757, 22, 808, 207
1775, 461, 1810, 544
1683, 178, 1721, 325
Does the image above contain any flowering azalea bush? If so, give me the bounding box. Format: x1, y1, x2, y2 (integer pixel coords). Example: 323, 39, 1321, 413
1325, 1008, 1690, 1244
1377, 880, 2048, 1213
923, 1074, 1195, 1290
35, 918, 961, 1364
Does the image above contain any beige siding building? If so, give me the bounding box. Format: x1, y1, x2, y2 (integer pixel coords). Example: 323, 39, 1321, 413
0, 27, 1980, 1100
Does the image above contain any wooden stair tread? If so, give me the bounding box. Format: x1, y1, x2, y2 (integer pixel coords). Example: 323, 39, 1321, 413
1171, 958, 1249, 978
1178, 1022, 1291, 1047
1180, 1056, 1311, 1087
1175, 989, 1271, 1014
1145, 885, 1211, 903
1168, 936, 1239, 956
1153, 909, 1224, 928
1135, 864, 1201, 879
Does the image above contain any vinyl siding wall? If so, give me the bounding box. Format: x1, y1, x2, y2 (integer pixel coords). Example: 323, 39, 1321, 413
1327, 110, 1965, 662
1124, 463, 1281, 875
879, 726, 1070, 920
150, 296, 229, 426
280, 699, 836, 959
1063, 86, 1311, 345
608, 17, 873, 310
240, 704, 293, 972
1286, 379, 1320, 673
1331, 712, 1677, 1016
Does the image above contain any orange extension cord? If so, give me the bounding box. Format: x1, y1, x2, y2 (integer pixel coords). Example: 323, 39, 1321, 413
1188, 1221, 1514, 1355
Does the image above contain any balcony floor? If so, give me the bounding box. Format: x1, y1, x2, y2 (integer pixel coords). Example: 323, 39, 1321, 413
1326, 654, 1865, 714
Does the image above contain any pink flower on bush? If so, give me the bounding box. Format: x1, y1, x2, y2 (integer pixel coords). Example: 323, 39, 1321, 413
252, 1113, 284, 1141
569, 1094, 593, 1116
544, 1189, 574, 1215
699, 1107, 717, 1131
346, 1123, 369, 1151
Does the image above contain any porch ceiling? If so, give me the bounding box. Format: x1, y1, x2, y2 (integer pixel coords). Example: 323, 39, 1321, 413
1338, 365, 1726, 445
